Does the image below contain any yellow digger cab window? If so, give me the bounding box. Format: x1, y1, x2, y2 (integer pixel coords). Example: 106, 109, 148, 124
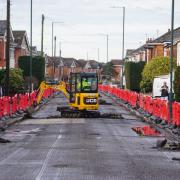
81, 77, 98, 93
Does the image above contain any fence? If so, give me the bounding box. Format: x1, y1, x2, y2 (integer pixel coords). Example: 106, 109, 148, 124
99, 85, 180, 127
0, 88, 54, 120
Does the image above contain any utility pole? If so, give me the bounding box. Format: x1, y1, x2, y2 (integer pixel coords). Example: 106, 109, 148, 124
53, 36, 57, 79
169, 0, 175, 123
59, 41, 62, 57
41, 14, 45, 57
5, 0, 10, 96
54, 36, 57, 57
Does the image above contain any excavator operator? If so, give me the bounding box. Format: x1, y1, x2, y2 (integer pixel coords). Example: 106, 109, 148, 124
77, 78, 90, 91
82, 78, 90, 91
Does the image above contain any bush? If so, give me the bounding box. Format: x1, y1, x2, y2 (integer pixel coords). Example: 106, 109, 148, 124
125, 61, 145, 92
174, 66, 180, 102
0, 68, 24, 95
140, 57, 177, 93
18, 56, 45, 89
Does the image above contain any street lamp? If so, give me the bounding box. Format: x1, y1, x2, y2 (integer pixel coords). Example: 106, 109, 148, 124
111, 6, 125, 88
29, 0, 33, 92
169, 0, 175, 123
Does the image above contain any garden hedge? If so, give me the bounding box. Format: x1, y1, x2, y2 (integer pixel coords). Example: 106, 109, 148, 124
18, 56, 45, 87
125, 61, 145, 92
174, 66, 180, 102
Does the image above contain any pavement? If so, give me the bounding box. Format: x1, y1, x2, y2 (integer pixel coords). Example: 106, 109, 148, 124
0, 93, 180, 180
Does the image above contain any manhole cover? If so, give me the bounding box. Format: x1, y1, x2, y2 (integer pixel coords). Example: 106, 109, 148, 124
132, 126, 161, 137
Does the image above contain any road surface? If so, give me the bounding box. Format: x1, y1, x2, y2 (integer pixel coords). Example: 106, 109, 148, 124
0, 93, 180, 180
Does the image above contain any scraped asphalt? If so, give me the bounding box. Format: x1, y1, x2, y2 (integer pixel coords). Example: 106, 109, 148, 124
0, 93, 180, 180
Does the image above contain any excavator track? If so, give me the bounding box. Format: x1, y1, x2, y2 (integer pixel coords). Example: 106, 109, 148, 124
57, 106, 101, 118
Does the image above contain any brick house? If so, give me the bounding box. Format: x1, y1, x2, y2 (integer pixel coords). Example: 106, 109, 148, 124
76, 59, 87, 72
59, 58, 78, 81
46, 57, 79, 81
126, 27, 180, 64
13, 30, 30, 68
0, 20, 15, 69
45, 56, 60, 80
45, 57, 102, 81
83, 60, 101, 73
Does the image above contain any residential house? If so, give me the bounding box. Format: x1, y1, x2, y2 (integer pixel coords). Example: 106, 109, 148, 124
45, 57, 103, 81
83, 60, 101, 72
126, 27, 180, 64
145, 28, 180, 62
45, 56, 60, 80
76, 59, 87, 72
30, 46, 41, 56
0, 20, 15, 69
13, 30, 30, 68
59, 58, 78, 81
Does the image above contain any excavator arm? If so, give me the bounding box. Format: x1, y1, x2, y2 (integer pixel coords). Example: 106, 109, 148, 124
36, 81, 69, 104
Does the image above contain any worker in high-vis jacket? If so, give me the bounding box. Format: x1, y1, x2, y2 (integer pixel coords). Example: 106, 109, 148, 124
82, 79, 90, 91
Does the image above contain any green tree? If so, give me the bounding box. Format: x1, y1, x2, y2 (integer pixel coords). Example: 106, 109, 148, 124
102, 62, 114, 82
140, 57, 177, 92
0, 69, 24, 95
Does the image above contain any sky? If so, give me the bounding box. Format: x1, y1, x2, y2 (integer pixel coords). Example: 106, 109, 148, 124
0, 0, 180, 62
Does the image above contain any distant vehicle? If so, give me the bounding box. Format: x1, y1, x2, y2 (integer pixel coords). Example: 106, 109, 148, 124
152, 74, 173, 98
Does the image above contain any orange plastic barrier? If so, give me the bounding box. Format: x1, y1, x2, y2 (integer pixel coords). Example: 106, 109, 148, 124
0, 89, 53, 120
99, 85, 178, 126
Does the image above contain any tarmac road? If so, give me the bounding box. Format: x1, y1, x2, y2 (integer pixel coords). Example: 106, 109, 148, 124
0, 93, 180, 180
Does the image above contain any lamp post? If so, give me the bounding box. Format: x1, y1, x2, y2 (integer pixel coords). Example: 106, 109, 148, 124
41, 14, 45, 57
111, 6, 125, 88
169, 0, 175, 123
29, 0, 33, 92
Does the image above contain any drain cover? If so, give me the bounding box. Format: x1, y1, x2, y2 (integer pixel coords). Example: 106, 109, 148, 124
132, 126, 161, 137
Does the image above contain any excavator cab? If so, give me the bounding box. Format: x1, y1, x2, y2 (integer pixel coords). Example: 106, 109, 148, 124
69, 72, 99, 111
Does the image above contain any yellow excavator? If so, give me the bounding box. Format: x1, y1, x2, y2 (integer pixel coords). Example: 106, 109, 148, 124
37, 72, 100, 118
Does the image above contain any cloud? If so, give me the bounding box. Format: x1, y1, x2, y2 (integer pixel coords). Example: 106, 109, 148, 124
0, 0, 180, 61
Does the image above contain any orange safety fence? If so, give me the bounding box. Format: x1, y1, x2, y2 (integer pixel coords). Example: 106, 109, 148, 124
99, 85, 180, 127
0, 89, 54, 120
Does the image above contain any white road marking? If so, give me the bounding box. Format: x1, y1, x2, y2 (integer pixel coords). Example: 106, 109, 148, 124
21, 118, 85, 125
35, 130, 62, 180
